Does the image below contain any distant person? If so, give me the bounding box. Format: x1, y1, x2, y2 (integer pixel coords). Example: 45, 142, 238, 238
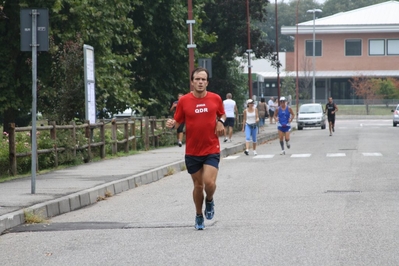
242, 99, 259, 155
166, 67, 225, 230
274, 97, 295, 155
268, 97, 276, 124
170, 93, 185, 147
223, 93, 238, 142
325, 97, 338, 136
257, 97, 268, 130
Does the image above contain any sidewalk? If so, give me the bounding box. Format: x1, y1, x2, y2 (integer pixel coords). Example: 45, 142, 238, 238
0, 122, 284, 234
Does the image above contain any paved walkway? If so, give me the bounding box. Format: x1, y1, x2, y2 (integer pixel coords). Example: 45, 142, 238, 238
0, 122, 285, 234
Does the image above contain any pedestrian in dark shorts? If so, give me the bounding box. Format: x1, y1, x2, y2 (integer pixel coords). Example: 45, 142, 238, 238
223, 93, 238, 142
166, 67, 225, 230
170, 93, 185, 147
325, 97, 338, 136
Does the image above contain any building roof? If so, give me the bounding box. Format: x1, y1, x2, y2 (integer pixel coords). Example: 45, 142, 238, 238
281, 1, 399, 35
257, 70, 399, 79
237, 53, 286, 74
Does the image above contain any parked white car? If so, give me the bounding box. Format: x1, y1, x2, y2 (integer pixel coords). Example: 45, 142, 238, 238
297, 103, 326, 130
391, 104, 399, 127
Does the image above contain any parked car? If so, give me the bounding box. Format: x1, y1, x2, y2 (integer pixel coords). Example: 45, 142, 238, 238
392, 104, 399, 127
297, 103, 326, 130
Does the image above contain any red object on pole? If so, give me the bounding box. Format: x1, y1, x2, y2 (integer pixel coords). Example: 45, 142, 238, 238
275, 0, 280, 105
246, 0, 253, 98
188, 0, 194, 91
296, 0, 300, 114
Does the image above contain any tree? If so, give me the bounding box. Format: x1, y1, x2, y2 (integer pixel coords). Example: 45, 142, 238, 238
129, 1, 192, 117
281, 72, 296, 104
199, 0, 275, 106
376, 78, 399, 107
349, 76, 379, 115
0, 0, 142, 129
38, 35, 85, 124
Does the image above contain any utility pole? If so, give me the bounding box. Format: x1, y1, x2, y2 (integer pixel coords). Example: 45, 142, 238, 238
187, 0, 195, 91
246, 0, 253, 98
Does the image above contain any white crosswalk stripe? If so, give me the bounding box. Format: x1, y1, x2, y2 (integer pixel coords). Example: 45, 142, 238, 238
224, 156, 240, 160
362, 153, 382, 156
223, 152, 396, 160
253, 155, 274, 159
327, 153, 346, 157
291, 154, 312, 158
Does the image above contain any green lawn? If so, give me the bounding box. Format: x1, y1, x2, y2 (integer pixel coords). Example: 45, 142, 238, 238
335, 105, 394, 116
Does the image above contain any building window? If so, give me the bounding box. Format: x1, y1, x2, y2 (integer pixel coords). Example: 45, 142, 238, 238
369, 39, 385, 55
305, 40, 322, 56
345, 39, 362, 56
387, 39, 399, 55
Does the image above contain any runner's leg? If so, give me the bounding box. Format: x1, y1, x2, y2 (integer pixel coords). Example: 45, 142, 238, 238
190, 169, 204, 215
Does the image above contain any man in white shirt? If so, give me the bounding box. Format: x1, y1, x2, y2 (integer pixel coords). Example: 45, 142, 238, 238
223, 93, 238, 142
268, 96, 276, 124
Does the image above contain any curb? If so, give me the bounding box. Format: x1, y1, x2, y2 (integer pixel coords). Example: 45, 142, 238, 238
0, 132, 278, 235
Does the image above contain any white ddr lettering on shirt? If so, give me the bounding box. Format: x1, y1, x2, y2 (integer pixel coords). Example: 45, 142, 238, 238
195, 108, 208, 113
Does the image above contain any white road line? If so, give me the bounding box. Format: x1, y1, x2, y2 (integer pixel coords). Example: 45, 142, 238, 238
224, 156, 240, 160
362, 153, 382, 156
326, 153, 346, 157
291, 154, 311, 158
253, 155, 275, 159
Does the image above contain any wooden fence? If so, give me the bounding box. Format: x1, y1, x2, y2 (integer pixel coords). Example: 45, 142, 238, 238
7, 116, 173, 176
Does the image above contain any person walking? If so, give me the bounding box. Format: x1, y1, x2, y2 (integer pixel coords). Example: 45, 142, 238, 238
274, 97, 295, 155
325, 96, 338, 136
170, 93, 185, 147
257, 97, 268, 131
242, 99, 259, 156
166, 67, 226, 230
223, 93, 238, 142
268, 97, 276, 124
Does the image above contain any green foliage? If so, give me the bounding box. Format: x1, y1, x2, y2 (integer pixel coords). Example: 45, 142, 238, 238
281, 73, 296, 101
129, 1, 190, 117
200, 0, 274, 106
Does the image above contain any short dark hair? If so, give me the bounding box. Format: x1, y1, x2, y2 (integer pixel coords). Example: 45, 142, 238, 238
191, 67, 209, 81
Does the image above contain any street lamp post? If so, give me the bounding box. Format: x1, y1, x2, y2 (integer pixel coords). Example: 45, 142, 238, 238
306, 8, 322, 103
296, 0, 300, 114
275, 0, 280, 103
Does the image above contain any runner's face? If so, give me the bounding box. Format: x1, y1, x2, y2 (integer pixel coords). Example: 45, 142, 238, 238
191, 71, 208, 93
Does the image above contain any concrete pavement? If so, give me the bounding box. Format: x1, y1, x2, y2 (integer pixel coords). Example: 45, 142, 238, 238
0, 122, 284, 234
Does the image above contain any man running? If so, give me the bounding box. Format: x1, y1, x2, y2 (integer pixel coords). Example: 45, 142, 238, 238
166, 67, 225, 230
274, 97, 295, 155
325, 97, 338, 136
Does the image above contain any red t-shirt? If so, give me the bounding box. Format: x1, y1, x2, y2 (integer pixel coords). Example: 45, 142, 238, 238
174, 92, 225, 156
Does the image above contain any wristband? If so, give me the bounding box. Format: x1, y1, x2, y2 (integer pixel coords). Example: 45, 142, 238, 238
218, 118, 225, 124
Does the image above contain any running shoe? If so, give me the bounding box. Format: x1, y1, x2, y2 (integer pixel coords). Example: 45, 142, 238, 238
329, 133, 332, 136
253, 151, 257, 155
223, 138, 228, 142
195, 215, 205, 230
244, 150, 249, 155
178, 141, 182, 147
204, 199, 215, 220
280, 150, 285, 155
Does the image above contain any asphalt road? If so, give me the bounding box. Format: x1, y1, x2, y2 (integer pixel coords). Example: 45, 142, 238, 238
1, 119, 398, 266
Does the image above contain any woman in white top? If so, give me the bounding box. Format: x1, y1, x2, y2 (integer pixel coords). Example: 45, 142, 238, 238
242, 99, 259, 155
